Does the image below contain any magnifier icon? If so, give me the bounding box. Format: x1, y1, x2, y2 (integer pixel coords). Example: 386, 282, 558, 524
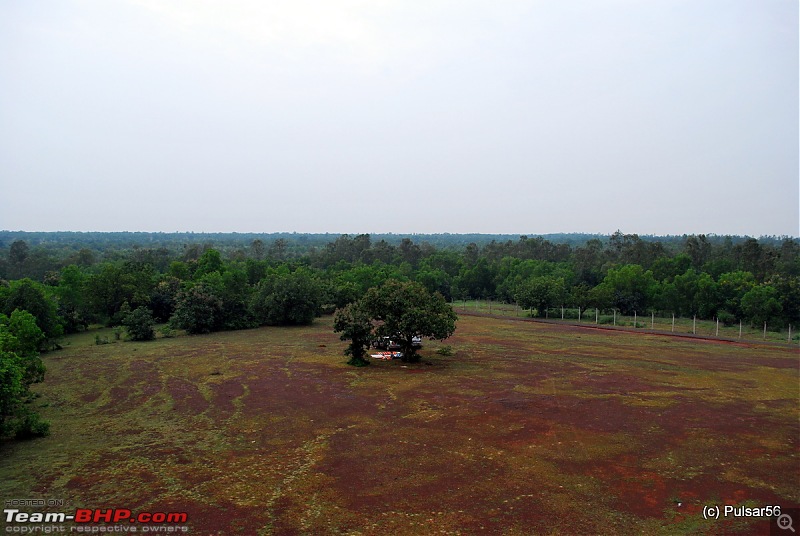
777, 513, 795, 533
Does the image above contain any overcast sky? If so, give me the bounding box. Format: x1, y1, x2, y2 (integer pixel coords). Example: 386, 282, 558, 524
1, 0, 797, 236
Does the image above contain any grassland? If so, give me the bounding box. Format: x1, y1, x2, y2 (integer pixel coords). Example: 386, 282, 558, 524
454, 300, 800, 345
1, 315, 797, 535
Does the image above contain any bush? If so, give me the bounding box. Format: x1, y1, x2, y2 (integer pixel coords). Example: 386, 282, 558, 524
435, 345, 454, 356
319, 303, 337, 315
122, 307, 156, 341
13, 410, 50, 439
561, 309, 580, 320
250, 270, 323, 326
159, 325, 176, 338
717, 310, 737, 327
170, 284, 223, 334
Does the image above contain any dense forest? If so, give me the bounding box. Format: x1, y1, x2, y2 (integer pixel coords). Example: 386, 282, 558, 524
0, 231, 797, 341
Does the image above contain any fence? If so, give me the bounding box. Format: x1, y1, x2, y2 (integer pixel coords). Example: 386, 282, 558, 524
452, 300, 800, 346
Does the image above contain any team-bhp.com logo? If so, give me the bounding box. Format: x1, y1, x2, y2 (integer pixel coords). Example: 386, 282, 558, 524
5, 508, 188, 524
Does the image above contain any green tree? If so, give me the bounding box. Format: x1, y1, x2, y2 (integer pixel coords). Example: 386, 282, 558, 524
123, 306, 156, 341
769, 275, 800, 326
360, 280, 457, 363
194, 249, 224, 278
597, 265, 657, 315
150, 276, 182, 323
514, 276, 567, 317
741, 285, 782, 327
0, 314, 49, 439
250, 239, 266, 260
8, 240, 30, 279
250, 269, 322, 326
333, 302, 374, 367
717, 271, 755, 320
1, 310, 45, 386
2, 279, 63, 345
86, 262, 155, 324
170, 283, 224, 334
55, 265, 90, 333
0, 348, 26, 437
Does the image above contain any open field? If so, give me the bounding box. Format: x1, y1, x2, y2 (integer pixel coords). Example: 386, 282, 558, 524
1, 315, 798, 535
454, 300, 800, 345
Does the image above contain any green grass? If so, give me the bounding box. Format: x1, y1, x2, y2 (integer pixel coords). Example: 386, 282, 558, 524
1, 315, 797, 534
454, 300, 799, 344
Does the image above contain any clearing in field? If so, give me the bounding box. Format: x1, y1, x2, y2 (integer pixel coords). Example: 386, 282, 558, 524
1, 315, 797, 535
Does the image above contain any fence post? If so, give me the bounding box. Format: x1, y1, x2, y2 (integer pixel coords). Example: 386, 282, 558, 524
763, 321, 767, 340
739, 320, 742, 339
672, 314, 675, 333
789, 325, 792, 343
595, 308, 598, 324
634, 311, 637, 328
578, 307, 581, 323
715, 318, 719, 337
613, 310, 616, 326
651, 311, 654, 330
561, 307, 564, 320
693, 316, 696, 335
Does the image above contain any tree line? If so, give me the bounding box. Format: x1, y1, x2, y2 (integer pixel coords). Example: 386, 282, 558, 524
0, 232, 797, 339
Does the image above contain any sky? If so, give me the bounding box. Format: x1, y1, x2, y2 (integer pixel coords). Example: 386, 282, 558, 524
1, 0, 797, 237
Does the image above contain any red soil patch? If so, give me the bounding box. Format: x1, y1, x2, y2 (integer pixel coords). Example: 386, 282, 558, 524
100, 359, 162, 413
207, 377, 245, 418
167, 377, 208, 415
570, 372, 674, 394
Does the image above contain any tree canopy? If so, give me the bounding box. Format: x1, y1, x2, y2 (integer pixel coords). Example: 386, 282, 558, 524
336, 280, 458, 364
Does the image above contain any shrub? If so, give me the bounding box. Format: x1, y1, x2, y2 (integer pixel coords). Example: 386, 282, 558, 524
159, 325, 176, 338
123, 307, 156, 341
717, 310, 737, 327
319, 303, 337, 315
435, 345, 454, 356
561, 309, 580, 320
170, 284, 223, 334
12, 410, 50, 439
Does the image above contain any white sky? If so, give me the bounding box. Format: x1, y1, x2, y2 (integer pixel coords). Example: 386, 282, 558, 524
1, 0, 797, 236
